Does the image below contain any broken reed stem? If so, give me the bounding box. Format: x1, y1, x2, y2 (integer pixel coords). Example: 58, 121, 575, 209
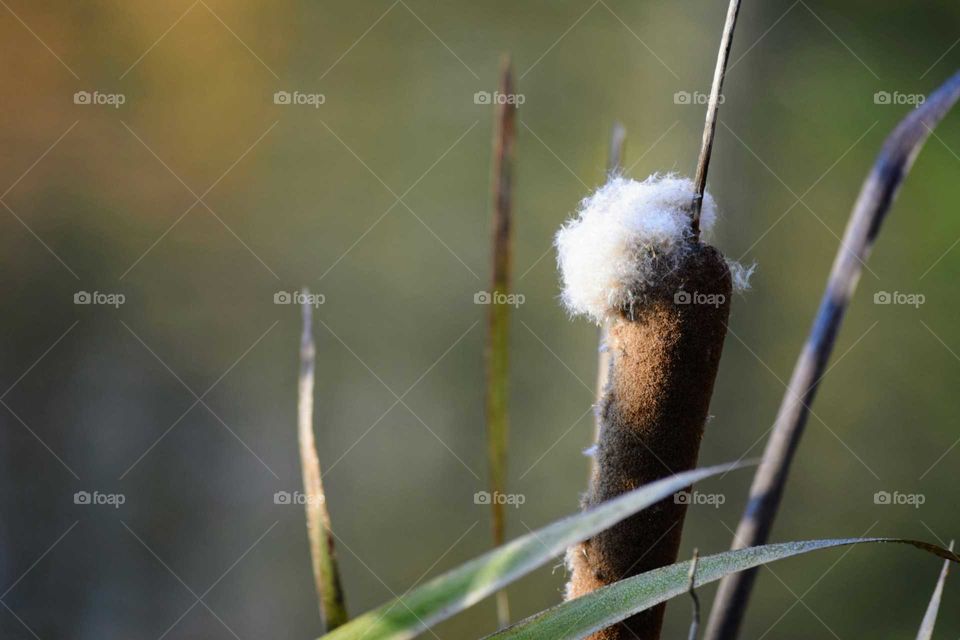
593, 122, 627, 473
691, 0, 741, 240
299, 296, 348, 632
485, 54, 517, 629
703, 70, 960, 640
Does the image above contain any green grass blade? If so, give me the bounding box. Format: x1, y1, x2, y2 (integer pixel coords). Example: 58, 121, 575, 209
916, 541, 953, 640
485, 54, 517, 628
318, 462, 747, 640
486, 539, 960, 640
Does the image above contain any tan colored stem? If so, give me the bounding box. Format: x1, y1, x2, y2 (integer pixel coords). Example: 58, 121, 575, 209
299, 298, 348, 631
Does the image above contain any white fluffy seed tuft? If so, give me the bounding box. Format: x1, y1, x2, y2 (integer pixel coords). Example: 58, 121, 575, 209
555, 174, 718, 324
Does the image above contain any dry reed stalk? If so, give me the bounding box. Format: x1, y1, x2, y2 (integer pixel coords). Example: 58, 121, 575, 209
299, 296, 348, 631
593, 122, 627, 467
485, 54, 517, 628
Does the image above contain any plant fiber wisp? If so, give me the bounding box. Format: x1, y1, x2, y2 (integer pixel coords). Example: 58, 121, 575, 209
558, 174, 742, 640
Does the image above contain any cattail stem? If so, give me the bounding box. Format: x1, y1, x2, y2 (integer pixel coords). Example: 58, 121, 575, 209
567, 245, 732, 640
691, 0, 742, 240
299, 295, 348, 631
485, 54, 517, 628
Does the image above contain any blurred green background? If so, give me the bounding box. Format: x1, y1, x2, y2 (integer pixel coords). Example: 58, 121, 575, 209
2, 1, 959, 638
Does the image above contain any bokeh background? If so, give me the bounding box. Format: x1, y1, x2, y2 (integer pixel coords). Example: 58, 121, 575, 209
2, 1, 959, 638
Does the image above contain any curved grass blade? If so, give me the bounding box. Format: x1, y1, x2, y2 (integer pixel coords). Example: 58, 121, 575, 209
916, 540, 953, 640
318, 462, 748, 640
706, 69, 960, 640
486, 539, 960, 640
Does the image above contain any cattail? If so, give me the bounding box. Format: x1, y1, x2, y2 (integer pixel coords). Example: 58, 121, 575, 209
558, 175, 748, 640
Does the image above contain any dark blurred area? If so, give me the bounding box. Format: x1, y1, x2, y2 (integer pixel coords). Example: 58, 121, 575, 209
2, 1, 960, 638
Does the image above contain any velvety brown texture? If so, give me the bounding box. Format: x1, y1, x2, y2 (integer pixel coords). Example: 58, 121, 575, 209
567, 243, 732, 640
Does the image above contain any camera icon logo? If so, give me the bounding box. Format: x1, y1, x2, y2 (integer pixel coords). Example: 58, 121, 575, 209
74, 91, 92, 105
74, 291, 92, 304
474, 491, 491, 505
674, 290, 691, 305
274, 491, 292, 504
474, 291, 492, 305
274, 91, 292, 105
474, 91, 492, 105
873, 291, 891, 304
874, 91, 892, 105
673, 491, 692, 504
74, 491, 91, 504
873, 491, 891, 505
673, 91, 692, 105
274, 291, 292, 304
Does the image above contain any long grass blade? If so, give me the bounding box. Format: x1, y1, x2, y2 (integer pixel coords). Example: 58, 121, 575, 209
705, 69, 960, 640
318, 462, 748, 640
300, 295, 349, 631
485, 54, 518, 629
486, 539, 960, 640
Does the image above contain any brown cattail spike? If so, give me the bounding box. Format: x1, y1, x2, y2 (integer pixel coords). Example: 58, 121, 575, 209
567, 244, 731, 640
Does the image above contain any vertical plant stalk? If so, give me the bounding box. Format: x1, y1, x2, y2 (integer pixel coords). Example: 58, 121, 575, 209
300, 296, 349, 632
703, 70, 960, 640
686, 548, 702, 640
485, 54, 517, 629
593, 122, 627, 469
916, 540, 953, 640
691, 0, 742, 240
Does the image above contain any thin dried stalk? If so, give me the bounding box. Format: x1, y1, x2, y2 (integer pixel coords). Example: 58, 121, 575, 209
691, 0, 742, 239
299, 296, 348, 631
593, 122, 627, 468
485, 54, 517, 629
704, 69, 960, 640
686, 548, 702, 640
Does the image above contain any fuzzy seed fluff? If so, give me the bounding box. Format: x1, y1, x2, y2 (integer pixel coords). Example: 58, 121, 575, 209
555, 174, 718, 324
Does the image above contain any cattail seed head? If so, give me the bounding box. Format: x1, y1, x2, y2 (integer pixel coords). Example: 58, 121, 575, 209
559, 175, 743, 640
